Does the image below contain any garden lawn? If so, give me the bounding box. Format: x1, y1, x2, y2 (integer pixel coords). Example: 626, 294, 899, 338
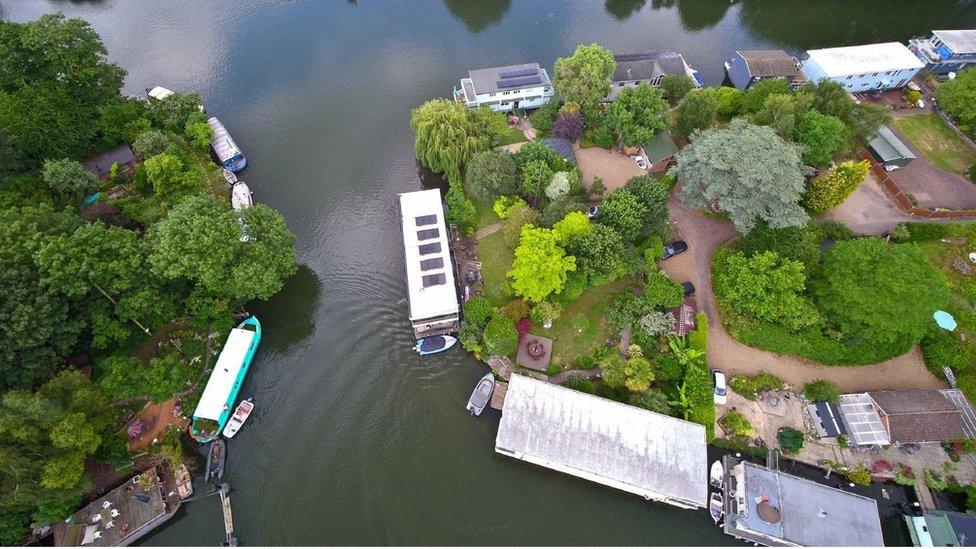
542, 276, 640, 370
892, 114, 976, 175
475, 201, 499, 230
476, 230, 512, 307
497, 126, 527, 146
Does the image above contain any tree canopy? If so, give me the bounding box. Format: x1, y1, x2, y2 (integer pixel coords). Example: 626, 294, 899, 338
411, 99, 493, 184
936, 67, 976, 135
604, 84, 669, 146
675, 119, 809, 234
566, 223, 628, 286
508, 226, 576, 302
660, 75, 696, 106
674, 88, 718, 138
793, 110, 847, 166
597, 188, 647, 242
802, 160, 869, 214
715, 250, 821, 331
553, 44, 616, 112
41, 158, 100, 196
464, 150, 519, 204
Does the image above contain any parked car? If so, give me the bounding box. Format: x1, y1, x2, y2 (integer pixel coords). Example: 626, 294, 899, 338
712, 370, 727, 406
662, 240, 688, 260
681, 282, 695, 297
586, 205, 600, 219
635, 155, 648, 170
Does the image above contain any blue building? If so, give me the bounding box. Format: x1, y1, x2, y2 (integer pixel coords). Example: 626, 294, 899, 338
724, 50, 804, 90
910, 30, 976, 77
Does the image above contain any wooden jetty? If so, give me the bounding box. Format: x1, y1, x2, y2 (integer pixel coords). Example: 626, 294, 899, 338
218, 484, 237, 546
490, 381, 508, 411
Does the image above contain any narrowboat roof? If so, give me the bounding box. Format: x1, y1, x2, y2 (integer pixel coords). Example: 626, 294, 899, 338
194, 326, 258, 421
207, 117, 244, 162
398, 189, 459, 321
467, 63, 550, 95
805, 42, 924, 76
932, 30, 976, 55
496, 374, 708, 508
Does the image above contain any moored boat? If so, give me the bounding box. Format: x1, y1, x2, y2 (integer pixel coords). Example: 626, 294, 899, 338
466, 373, 495, 416
191, 316, 262, 442
231, 181, 253, 211
222, 398, 254, 439
207, 117, 247, 173
415, 335, 457, 355
205, 439, 226, 483
223, 168, 238, 186
710, 460, 724, 489
709, 492, 724, 524
176, 463, 193, 499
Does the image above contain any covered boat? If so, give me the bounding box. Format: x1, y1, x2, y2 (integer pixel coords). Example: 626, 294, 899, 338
466, 373, 495, 416
205, 438, 226, 483
415, 335, 457, 355
191, 316, 262, 442
147, 86, 175, 101
231, 181, 253, 211
207, 117, 247, 173
222, 398, 254, 439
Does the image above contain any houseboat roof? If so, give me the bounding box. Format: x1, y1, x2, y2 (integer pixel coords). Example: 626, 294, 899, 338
495, 374, 708, 508
805, 42, 924, 76
398, 189, 459, 322
467, 63, 550, 95
933, 30, 976, 54
207, 117, 243, 163
725, 458, 884, 547
736, 49, 800, 78
194, 326, 258, 421
612, 50, 690, 82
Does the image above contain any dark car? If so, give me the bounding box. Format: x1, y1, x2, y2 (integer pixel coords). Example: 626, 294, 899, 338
681, 282, 695, 297
662, 240, 688, 260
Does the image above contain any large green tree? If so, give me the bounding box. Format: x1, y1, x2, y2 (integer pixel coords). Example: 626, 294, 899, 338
674, 88, 718, 138
553, 43, 617, 112
410, 99, 492, 184
597, 188, 647, 242
814, 239, 948, 348
147, 195, 297, 302
508, 226, 576, 302
605, 84, 669, 146
464, 150, 519, 204
715, 250, 821, 331
793, 110, 847, 166
41, 158, 100, 196
625, 175, 671, 236
936, 67, 976, 135
675, 119, 809, 234
566, 223, 628, 286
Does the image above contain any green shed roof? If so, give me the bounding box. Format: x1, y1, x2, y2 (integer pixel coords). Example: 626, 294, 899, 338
869, 125, 915, 163
643, 131, 679, 164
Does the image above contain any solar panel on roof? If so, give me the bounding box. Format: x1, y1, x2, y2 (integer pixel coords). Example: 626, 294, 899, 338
420, 257, 444, 271
422, 273, 447, 287
499, 67, 539, 79
417, 228, 439, 241
497, 76, 543, 89
419, 242, 441, 255
415, 214, 437, 226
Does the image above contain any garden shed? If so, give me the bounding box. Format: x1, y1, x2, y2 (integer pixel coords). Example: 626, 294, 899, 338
867, 126, 915, 169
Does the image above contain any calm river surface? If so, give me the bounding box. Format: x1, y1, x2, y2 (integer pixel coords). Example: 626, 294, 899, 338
5, 1, 976, 545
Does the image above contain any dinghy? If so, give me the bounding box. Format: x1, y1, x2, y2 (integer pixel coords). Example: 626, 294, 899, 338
205, 438, 226, 484
231, 181, 253, 211
221, 398, 254, 439
710, 460, 724, 489
175, 464, 193, 499
222, 169, 238, 186
415, 335, 457, 355
466, 373, 495, 416
709, 492, 724, 524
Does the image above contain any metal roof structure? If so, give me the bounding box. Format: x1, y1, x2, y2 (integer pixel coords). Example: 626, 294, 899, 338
398, 190, 459, 323
837, 393, 890, 446
805, 42, 924, 77
868, 126, 916, 164
612, 50, 692, 82
467, 63, 551, 95
933, 30, 976, 54
495, 374, 708, 509
737, 49, 800, 78
194, 327, 258, 421
207, 117, 244, 164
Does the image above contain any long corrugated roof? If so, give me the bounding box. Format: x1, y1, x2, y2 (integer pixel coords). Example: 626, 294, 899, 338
495, 374, 708, 508
806, 42, 924, 76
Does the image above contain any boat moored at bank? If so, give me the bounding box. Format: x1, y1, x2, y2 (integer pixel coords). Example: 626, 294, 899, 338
208, 116, 247, 173
191, 316, 262, 443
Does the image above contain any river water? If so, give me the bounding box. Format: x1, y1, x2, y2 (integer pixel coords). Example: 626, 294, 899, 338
4, 1, 976, 545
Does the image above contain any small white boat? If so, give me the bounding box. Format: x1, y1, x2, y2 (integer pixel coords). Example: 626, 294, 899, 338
466, 373, 495, 416
710, 460, 724, 489
222, 169, 238, 186
231, 181, 253, 211
416, 335, 457, 355
709, 492, 724, 524
222, 398, 254, 439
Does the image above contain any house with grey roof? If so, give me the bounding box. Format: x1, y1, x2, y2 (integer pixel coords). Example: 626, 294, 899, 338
722, 457, 884, 547
606, 51, 702, 101
495, 374, 708, 509
725, 49, 805, 90
83, 144, 137, 181
910, 30, 976, 77
453, 63, 554, 112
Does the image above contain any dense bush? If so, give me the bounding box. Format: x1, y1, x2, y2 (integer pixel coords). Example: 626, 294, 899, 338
793, 110, 848, 166
445, 180, 478, 235
660, 75, 696, 106
552, 113, 584, 142
655, 354, 684, 383
629, 389, 672, 415
803, 379, 840, 404
528, 100, 560, 136
729, 372, 783, 400
483, 315, 517, 356
711, 437, 769, 460
597, 188, 647, 242
638, 311, 675, 338
132, 130, 174, 159
802, 160, 869, 214
777, 427, 805, 453
936, 67, 976, 136
737, 220, 822, 277
566, 223, 628, 286
847, 467, 872, 486
720, 410, 754, 438
644, 270, 684, 309
42, 158, 100, 196
463, 296, 494, 328
715, 250, 820, 331
563, 374, 595, 394
465, 151, 520, 204
502, 202, 541, 246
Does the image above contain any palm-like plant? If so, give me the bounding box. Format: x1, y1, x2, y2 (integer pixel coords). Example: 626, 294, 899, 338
668, 335, 705, 367
668, 381, 692, 421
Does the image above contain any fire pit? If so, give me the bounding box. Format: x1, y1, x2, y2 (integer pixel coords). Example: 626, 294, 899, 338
527, 339, 545, 359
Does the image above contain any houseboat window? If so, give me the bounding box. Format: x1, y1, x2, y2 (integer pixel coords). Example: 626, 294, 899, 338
418, 242, 441, 255
420, 257, 444, 271
422, 273, 447, 287
872, 72, 879, 76
415, 214, 437, 226
846, 75, 853, 80
858, 74, 865, 78
618, 82, 625, 87
417, 228, 439, 241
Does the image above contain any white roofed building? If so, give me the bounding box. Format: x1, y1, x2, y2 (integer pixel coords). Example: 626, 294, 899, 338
453, 63, 555, 112
398, 189, 459, 338
801, 42, 924, 92
495, 374, 708, 509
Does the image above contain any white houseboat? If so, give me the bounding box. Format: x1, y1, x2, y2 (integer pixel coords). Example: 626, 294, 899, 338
398, 189, 459, 338
454, 63, 554, 112
801, 42, 924, 92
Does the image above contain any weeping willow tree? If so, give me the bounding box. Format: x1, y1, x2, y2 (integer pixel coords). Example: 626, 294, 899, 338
410, 99, 494, 184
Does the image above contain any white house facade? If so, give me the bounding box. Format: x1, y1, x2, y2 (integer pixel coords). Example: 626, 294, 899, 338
801, 42, 924, 92
454, 63, 554, 112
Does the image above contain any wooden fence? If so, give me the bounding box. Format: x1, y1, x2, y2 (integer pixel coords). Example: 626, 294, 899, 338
860, 150, 976, 219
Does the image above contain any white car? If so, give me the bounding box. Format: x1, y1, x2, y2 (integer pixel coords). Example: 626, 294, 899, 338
712, 370, 727, 405
635, 155, 648, 170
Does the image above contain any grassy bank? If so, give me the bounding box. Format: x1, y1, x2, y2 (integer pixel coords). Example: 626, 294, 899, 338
891, 114, 976, 175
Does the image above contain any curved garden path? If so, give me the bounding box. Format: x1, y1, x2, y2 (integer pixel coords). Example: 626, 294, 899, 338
662, 190, 947, 392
